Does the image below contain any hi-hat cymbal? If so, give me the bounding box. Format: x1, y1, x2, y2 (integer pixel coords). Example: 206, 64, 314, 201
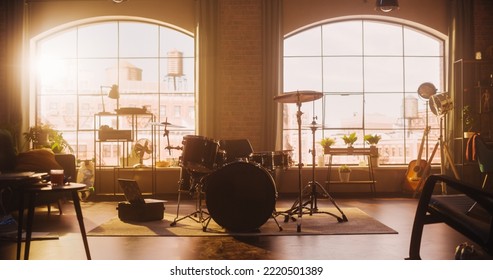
273, 90, 323, 103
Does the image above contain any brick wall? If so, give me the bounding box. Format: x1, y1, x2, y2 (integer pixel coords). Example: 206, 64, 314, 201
474, 0, 493, 58
216, 0, 264, 150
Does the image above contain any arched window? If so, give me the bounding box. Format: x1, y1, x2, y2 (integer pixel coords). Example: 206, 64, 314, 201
33, 20, 195, 165
283, 19, 445, 165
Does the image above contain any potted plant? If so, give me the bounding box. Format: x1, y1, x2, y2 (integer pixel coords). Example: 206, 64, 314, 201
320, 137, 336, 154
342, 132, 358, 148
338, 164, 351, 182
364, 134, 381, 146
463, 105, 476, 138
364, 134, 381, 167
24, 124, 73, 153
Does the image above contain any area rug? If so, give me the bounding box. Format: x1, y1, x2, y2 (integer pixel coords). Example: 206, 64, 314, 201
87, 207, 397, 237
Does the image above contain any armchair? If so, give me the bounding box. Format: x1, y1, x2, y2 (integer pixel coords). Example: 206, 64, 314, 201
407, 174, 493, 259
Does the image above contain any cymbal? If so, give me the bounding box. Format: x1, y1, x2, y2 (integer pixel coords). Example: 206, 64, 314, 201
302, 123, 328, 130
150, 122, 185, 128
273, 90, 323, 104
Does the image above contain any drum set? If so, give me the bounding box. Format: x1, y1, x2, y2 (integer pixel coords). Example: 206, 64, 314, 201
167, 90, 347, 233
169, 135, 290, 232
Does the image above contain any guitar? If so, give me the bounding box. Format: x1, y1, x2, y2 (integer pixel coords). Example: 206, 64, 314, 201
413, 141, 439, 197
403, 126, 431, 192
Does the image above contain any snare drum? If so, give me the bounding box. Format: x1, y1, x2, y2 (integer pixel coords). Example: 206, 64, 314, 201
180, 135, 220, 173
204, 161, 277, 232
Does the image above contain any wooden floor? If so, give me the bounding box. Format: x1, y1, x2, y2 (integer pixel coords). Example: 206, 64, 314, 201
0, 193, 481, 260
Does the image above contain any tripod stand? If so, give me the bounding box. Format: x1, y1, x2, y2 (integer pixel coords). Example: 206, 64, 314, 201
284, 117, 348, 223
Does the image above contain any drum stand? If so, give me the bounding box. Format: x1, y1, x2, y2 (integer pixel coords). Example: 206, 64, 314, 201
170, 170, 211, 232
282, 118, 348, 225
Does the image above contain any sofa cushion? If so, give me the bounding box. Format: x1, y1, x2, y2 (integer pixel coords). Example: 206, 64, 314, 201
15, 148, 63, 173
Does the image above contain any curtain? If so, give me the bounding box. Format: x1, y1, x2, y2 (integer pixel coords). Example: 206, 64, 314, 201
195, 0, 218, 138
262, 0, 282, 150
0, 0, 25, 148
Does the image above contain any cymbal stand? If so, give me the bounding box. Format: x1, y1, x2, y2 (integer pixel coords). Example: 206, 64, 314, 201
170, 170, 211, 232
284, 118, 347, 223
277, 95, 304, 232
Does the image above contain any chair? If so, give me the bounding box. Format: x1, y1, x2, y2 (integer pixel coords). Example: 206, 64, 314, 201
407, 174, 493, 259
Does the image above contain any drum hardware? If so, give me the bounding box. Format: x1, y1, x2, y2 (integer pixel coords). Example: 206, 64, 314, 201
151, 118, 185, 156
284, 117, 347, 223
170, 168, 212, 231
273, 90, 324, 232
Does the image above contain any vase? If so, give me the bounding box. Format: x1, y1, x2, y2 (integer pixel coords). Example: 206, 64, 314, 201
339, 171, 350, 182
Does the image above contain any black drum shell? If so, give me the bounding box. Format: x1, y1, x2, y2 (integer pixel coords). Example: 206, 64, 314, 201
204, 161, 277, 232
180, 135, 220, 173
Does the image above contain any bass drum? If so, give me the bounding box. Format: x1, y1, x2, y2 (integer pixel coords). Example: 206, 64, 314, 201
204, 161, 277, 232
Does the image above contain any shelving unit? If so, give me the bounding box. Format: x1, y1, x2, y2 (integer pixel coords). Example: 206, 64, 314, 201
93, 112, 156, 195
453, 59, 493, 186
324, 147, 377, 194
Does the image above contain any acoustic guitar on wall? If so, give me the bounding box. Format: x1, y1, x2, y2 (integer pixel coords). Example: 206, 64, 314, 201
403, 126, 430, 193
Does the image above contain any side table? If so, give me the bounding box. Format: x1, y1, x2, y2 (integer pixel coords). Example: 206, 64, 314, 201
16, 182, 91, 260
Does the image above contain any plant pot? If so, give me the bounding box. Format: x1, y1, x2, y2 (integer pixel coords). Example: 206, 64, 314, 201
339, 171, 351, 182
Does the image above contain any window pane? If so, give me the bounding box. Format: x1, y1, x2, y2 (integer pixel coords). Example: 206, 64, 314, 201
364, 57, 403, 92
78, 22, 118, 58
404, 27, 443, 56
404, 57, 444, 92
364, 21, 403, 56
78, 59, 119, 94
324, 94, 363, 129
322, 21, 362, 56
38, 29, 77, 58
118, 58, 159, 93
119, 22, 159, 57
160, 57, 195, 92
365, 93, 403, 129
284, 27, 322, 56
284, 57, 322, 92
37, 58, 77, 93
160, 27, 194, 57
323, 57, 363, 92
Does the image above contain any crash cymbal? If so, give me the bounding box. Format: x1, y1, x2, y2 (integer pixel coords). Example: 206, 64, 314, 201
273, 90, 323, 103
